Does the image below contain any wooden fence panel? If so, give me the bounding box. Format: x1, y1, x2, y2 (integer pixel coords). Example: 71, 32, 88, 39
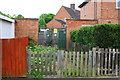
2, 37, 28, 77
28, 47, 120, 78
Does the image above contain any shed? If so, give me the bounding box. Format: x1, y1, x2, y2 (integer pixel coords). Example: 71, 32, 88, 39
0, 15, 15, 39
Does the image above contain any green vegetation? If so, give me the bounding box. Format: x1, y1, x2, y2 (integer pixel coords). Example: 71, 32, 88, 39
0, 11, 24, 18
70, 23, 120, 48
38, 13, 55, 27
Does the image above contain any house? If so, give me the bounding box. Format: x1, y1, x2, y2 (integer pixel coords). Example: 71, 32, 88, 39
66, 0, 120, 49
46, 4, 80, 28
0, 15, 15, 39
14, 18, 38, 41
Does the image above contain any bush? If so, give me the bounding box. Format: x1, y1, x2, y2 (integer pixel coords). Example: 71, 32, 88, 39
70, 30, 78, 42
75, 26, 95, 48
93, 23, 120, 48
70, 23, 120, 48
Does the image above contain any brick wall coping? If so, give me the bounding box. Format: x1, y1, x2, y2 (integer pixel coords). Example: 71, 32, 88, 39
66, 19, 98, 21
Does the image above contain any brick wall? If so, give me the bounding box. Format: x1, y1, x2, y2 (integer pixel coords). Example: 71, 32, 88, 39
54, 6, 71, 21
46, 19, 63, 28
80, 0, 120, 24
66, 19, 98, 49
15, 19, 38, 41
80, 1, 95, 19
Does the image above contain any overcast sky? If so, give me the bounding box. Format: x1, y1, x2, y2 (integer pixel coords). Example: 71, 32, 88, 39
0, 0, 84, 18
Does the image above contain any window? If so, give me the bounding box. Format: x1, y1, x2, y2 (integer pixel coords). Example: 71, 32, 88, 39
84, 5, 86, 16
116, 0, 120, 9
82, 25, 92, 27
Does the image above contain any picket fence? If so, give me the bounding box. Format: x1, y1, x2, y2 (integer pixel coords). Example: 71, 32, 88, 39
27, 48, 120, 77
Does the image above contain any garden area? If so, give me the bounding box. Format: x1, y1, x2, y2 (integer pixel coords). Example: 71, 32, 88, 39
2, 23, 120, 80
25, 23, 120, 79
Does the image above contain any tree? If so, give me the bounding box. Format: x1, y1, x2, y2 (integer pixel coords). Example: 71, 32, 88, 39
38, 13, 55, 27
13, 14, 24, 18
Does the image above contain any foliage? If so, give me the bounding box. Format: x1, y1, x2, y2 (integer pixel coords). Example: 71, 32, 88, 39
0, 11, 24, 18
13, 14, 24, 18
70, 30, 78, 42
70, 23, 120, 48
38, 13, 55, 27
93, 23, 120, 48
0, 11, 12, 18
28, 70, 43, 78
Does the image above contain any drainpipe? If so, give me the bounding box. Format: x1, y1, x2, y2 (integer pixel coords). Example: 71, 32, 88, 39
94, 0, 97, 19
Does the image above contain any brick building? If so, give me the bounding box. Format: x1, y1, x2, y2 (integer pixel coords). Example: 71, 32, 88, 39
15, 18, 38, 41
46, 4, 80, 28
66, 0, 120, 49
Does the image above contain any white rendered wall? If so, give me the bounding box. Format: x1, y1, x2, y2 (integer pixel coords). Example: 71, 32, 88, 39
0, 19, 15, 39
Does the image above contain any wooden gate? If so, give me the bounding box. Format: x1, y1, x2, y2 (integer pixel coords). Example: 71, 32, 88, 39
58, 30, 66, 50
1, 37, 28, 77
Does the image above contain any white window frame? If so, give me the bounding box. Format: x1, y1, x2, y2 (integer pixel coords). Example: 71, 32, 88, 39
82, 25, 92, 27
84, 5, 86, 16
116, 0, 120, 9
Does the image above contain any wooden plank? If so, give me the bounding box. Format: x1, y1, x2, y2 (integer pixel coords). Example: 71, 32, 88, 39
57, 50, 62, 77
80, 52, 83, 76
104, 48, 108, 75
100, 48, 104, 75
76, 52, 80, 76
68, 51, 72, 76
112, 49, 115, 75
88, 50, 92, 77
84, 52, 88, 76
72, 51, 76, 76
115, 49, 118, 76
97, 48, 101, 76
92, 48, 96, 77
108, 49, 112, 75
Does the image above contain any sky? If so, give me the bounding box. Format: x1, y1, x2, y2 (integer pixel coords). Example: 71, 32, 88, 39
0, 0, 84, 18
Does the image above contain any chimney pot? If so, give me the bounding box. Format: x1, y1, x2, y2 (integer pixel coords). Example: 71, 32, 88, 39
70, 4, 75, 10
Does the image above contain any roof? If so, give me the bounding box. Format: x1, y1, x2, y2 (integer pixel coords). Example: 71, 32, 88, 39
63, 6, 80, 19
78, 0, 91, 8
55, 19, 66, 24
0, 14, 15, 23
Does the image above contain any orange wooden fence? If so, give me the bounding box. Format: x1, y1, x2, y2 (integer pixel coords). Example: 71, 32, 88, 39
1, 37, 28, 77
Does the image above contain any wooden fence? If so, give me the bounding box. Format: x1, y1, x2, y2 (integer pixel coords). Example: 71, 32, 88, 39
1, 37, 28, 77
27, 48, 120, 77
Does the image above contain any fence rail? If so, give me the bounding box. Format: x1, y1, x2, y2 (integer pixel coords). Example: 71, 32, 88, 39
28, 48, 120, 77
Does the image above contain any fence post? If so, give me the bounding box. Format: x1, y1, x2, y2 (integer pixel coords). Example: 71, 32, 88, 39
27, 50, 31, 74
115, 49, 118, 76
57, 50, 64, 77
88, 50, 92, 77
92, 48, 96, 77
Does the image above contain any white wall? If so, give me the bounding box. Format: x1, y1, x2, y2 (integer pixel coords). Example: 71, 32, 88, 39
0, 19, 15, 39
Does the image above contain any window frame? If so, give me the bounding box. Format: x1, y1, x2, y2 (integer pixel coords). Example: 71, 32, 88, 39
116, 0, 120, 9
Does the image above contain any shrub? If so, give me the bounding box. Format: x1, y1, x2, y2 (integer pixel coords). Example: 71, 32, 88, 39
76, 26, 94, 46
70, 23, 120, 48
70, 30, 78, 42
93, 23, 120, 48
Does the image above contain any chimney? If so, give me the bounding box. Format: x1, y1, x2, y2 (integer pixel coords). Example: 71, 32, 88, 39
70, 4, 75, 10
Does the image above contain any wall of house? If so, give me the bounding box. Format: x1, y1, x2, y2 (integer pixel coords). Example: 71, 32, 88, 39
15, 19, 38, 41
46, 19, 63, 28
80, 2, 95, 19
98, 1, 120, 24
0, 19, 15, 39
80, 0, 120, 24
54, 6, 71, 21
66, 19, 98, 49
